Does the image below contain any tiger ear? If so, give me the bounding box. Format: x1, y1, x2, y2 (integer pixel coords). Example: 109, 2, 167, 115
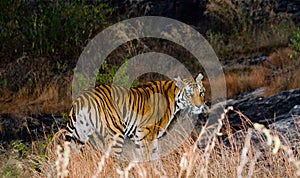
174, 76, 185, 89
196, 73, 204, 83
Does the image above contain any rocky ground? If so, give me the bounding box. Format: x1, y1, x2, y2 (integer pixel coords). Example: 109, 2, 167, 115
226, 88, 300, 128
223, 88, 300, 150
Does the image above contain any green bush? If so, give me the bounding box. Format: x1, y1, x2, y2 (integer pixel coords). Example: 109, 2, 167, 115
96, 60, 139, 87
12, 140, 28, 156
0, 0, 114, 59
289, 29, 300, 52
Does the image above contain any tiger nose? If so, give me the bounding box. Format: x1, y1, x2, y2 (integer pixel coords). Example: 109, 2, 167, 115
196, 104, 202, 108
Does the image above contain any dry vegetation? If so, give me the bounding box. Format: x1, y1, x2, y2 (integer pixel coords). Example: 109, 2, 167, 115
1, 1, 300, 177
201, 47, 300, 100
205, 0, 297, 59
0, 56, 73, 115
221, 48, 300, 98
1, 109, 299, 177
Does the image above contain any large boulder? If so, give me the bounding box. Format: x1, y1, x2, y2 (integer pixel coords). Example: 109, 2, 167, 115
220, 88, 300, 151
226, 88, 300, 128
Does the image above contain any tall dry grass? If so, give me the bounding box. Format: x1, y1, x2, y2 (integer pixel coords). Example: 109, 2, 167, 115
0, 81, 72, 115
263, 48, 300, 96
1, 108, 298, 177
26, 108, 298, 177
224, 66, 267, 98
221, 48, 300, 98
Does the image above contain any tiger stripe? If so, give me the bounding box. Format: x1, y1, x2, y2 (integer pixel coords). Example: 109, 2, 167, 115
66, 73, 207, 160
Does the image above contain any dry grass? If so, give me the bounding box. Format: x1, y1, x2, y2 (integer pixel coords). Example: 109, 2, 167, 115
201, 48, 299, 101
0, 86, 72, 116
221, 48, 300, 98
0, 109, 299, 177
0, 80, 72, 115
3, 108, 296, 177
0, 56, 73, 115
224, 66, 267, 98
263, 48, 300, 96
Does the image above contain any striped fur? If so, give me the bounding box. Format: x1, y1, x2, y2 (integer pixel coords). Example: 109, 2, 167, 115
66, 73, 207, 160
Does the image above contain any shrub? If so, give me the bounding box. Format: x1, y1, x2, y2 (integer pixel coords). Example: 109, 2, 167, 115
289, 29, 300, 52
205, 0, 296, 59
96, 60, 139, 87
0, 0, 114, 59
205, 0, 278, 33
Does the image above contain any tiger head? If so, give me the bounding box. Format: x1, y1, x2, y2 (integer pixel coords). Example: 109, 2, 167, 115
174, 73, 208, 115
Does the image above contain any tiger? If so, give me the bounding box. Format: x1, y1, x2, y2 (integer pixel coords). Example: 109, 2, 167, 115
66, 73, 208, 161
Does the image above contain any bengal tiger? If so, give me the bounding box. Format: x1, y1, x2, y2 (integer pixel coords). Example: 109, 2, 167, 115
66, 73, 208, 161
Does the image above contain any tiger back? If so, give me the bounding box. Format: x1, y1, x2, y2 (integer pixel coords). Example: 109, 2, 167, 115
66, 73, 208, 161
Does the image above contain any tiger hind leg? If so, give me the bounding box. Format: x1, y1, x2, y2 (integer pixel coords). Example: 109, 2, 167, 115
133, 138, 160, 162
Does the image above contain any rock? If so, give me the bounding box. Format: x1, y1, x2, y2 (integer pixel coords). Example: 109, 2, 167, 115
268, 105, 300, 148
237, 55, 268, 65
226, 88, 300, 129
276, 0, 300, 14
223, 107, 300, 151
220, 89, 300, 152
